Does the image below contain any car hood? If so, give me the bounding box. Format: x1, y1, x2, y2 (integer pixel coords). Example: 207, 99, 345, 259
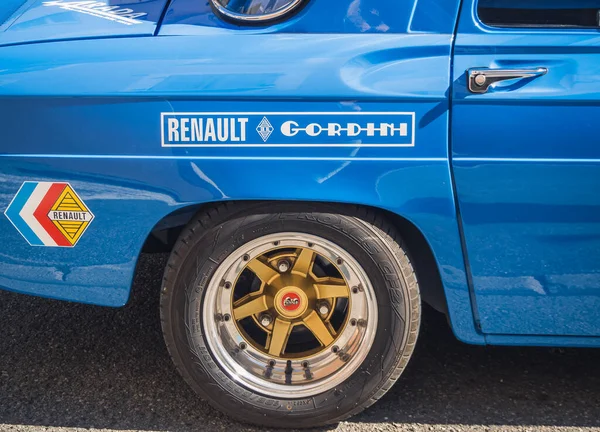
0, 0, 169, 47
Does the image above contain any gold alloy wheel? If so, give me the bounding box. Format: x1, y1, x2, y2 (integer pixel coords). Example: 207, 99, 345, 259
203, 233, 378, 398
231, 247, 351, 358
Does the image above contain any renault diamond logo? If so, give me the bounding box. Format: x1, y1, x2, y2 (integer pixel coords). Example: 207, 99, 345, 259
256, 116, 274, 142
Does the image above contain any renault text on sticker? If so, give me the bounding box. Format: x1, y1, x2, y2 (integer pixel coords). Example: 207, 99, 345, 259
5, 182, 94, 247
161, 112, 416, 147
42, 1, 148, 25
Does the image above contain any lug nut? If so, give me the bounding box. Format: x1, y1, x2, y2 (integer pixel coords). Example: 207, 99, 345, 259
277, 259, 291, 273
318, 302, 330, 316
260, 314, 273, 327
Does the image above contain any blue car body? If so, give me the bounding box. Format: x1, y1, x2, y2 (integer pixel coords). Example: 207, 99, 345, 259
1, 0, 599, 347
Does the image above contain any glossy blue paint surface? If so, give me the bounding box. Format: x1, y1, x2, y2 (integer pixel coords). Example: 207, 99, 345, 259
0, 0, 169, 47
0, 0, 485, 345
452, 0, 600, 337
3, 0, 599, 348
161, 0, 460, 34
0, 0, 27, 25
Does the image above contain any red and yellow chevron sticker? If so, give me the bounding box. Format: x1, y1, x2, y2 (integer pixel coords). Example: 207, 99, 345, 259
5, 182, 94, 247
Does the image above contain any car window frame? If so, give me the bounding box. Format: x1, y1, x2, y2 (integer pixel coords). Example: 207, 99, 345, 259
473, 0, 600, 33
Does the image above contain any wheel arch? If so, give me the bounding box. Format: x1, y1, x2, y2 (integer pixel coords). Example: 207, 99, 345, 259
141, 200, 448, 315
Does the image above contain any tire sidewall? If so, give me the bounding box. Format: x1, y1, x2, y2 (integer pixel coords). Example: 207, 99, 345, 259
162, 209, 415, 426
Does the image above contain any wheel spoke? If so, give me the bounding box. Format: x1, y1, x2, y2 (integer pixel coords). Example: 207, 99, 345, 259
303, 310, 334, 346
268, 318, 292, 356
247, 258, 279, 285
314, 283, 349, 299
232, 295, 269, 320
314, 276, 346, 284
291, 248, 315, 278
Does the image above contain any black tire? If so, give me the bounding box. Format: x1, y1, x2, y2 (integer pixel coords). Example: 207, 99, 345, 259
160, 202, 420, 428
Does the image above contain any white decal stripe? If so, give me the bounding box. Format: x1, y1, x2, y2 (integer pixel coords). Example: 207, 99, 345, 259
59, 5, 141, 25
160, 112, 417, 148
19, 183, 57, 247
42, 1, 146, 25
1, 154, 447, 162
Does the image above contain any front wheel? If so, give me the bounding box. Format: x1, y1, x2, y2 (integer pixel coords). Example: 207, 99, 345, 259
160, 203, 420, 428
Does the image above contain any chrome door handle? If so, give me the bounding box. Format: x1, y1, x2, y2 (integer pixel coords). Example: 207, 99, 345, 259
468, 67, 548, 94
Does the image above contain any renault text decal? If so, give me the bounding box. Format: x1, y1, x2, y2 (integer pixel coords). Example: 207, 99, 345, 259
161, 112, 415, 147
42, 1, 148, 25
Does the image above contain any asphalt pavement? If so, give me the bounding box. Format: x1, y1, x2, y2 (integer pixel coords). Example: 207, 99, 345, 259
0, 253, 599, 432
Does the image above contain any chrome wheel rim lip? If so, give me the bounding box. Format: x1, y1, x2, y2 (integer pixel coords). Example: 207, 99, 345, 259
202, 232, 378, 399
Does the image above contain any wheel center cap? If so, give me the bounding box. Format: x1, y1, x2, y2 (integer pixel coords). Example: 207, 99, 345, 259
274, 287, 308, 319
282, 293, 301, 311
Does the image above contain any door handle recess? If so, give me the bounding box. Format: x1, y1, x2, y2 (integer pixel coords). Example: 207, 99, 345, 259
468, 67, 548, 94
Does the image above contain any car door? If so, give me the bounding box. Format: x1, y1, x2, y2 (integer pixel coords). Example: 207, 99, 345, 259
452, 0, 600, 337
